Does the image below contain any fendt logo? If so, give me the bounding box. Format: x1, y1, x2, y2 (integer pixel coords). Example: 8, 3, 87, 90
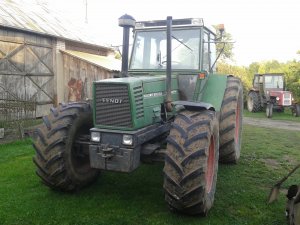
100, 98, 123, 104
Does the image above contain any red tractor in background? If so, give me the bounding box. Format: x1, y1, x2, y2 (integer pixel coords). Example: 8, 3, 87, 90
247, 73, 300, 118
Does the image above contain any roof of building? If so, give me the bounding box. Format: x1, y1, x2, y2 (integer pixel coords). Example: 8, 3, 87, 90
61, 50, 121, 72
0, 0, 109, 49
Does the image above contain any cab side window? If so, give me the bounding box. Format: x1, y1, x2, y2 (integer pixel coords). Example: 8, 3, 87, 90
203, 32, 209, 72
209, 33, 216, 72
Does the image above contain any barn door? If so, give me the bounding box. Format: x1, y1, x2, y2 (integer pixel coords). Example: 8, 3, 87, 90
0, 30, 54, 117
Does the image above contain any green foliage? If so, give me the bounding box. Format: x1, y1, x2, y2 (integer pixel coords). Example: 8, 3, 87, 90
283, 61, 300, 102
217, 62, 251, 89
213, 25, 234, 61
1, 128, 300, 225
216, 62, 252, 103
257, 60, 283, 74
114, 51, 121, 60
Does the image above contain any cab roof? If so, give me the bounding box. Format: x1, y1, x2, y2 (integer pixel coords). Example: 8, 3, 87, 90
135, 18, 216, 35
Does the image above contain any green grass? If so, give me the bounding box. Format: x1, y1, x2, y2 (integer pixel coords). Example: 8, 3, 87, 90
244, 108, 300, 122
1, 126, 300, 225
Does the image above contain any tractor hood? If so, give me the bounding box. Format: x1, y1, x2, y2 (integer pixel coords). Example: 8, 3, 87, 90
94, 74, 176, 87
92, 75, 178, 130
269, 90, 293, 106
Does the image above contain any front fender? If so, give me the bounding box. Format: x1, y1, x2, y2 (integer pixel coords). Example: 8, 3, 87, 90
173, 100, 215, 111
198, 74, 228, 112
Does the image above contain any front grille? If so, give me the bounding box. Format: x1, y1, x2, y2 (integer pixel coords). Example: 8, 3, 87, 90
95, 83, 132, 127
133, 86, 144, 119
283, 93, 291, 106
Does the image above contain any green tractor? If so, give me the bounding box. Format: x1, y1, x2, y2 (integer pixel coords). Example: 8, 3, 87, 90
32, 15, 243, 215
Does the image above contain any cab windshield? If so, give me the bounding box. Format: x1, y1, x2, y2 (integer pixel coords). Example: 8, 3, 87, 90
130, 29, 201, 70
264, 75, 284, 89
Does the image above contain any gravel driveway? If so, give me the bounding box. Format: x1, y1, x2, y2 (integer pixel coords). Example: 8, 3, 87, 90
243, 117, 300, 131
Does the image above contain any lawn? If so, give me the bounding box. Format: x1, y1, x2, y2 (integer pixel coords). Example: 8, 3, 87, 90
1, 125, 300, 225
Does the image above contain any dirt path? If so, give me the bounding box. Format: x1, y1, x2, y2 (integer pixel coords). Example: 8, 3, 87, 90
243, 117, 300, 131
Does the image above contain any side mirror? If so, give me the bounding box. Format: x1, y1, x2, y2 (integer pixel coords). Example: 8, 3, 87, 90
217, 24, 225, 40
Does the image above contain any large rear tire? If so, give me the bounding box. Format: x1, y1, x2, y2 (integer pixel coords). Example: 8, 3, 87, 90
163, 110, 219, 215
219, 77, 243, 164
33, 102, 99, 191
247, 91, 262, 112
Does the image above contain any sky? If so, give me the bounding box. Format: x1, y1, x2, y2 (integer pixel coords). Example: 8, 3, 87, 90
26, 0, 300, 66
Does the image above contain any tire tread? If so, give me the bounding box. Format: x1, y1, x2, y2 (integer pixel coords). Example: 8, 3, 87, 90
163, 110, 219, 215
32, 102, 98, 192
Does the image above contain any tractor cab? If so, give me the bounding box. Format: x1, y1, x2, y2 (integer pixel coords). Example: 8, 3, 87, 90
130, 18, 217, 72
128, 18, 218, 102
253, 74, 284, 93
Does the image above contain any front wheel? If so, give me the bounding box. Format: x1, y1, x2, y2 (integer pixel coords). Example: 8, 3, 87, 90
33, 102, 99, 191
266, 103, 273, 118
163, 110, 219, 215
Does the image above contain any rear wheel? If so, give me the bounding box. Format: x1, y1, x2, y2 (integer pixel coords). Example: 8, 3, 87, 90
266, 103, 273, 118
247, 91, 262, 112
33, 102, 99, 191
219, 77, 243, 164
163, 110, 219, 215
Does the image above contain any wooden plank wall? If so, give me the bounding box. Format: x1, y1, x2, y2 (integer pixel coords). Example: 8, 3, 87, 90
0, 28, 54, 117
62, 54, 116, 102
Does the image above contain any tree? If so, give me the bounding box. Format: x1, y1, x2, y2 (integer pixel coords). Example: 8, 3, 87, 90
213, 25, 234, 61
257, 60, 282, 74
216, 62, 252, 104
284, 61, 300, 102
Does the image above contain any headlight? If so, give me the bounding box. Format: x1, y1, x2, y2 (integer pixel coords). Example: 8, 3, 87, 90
122, 134, 133, 146
91, 132, 101, 142
276, 97, 280, 101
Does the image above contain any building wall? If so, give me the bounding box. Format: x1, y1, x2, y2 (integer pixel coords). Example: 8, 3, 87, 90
0, 27, 116, 118
0, 27, 54, 117
62, 53, 117, 102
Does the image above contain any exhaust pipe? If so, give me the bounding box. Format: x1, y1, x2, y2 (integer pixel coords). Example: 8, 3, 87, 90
118, 14, 135, 77
165, 16, 173, 112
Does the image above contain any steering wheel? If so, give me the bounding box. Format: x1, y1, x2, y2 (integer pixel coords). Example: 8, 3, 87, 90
161, 61, 180, 65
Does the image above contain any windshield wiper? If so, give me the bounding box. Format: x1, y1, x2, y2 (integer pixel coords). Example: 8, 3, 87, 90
161, 35, 193, 62
172, 35, 193, 52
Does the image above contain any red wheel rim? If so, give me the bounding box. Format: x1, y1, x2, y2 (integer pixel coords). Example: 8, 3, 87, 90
235, 100, 240, 144
205, 136, 215, 193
